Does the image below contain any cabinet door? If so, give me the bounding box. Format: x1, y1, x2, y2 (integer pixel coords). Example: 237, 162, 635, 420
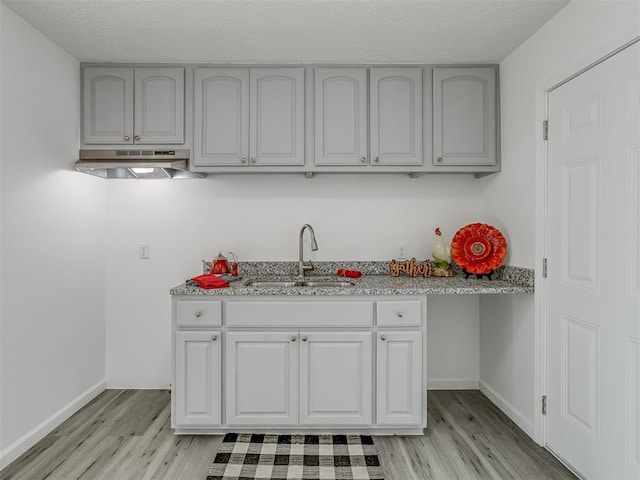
82, 67, 133, 144
194, 68, 249, 166
370, 68, 422, 166
433, 67, 496, 166
250, 68, 305, 166
175, 331, 221, 426
225, 331, 298, 426
134, 67, 184, 144
376, 330, 423, 425
314, 68, 368, 166
299, 332, 373, 425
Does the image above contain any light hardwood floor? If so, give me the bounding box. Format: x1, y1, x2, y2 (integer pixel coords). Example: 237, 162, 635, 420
1, 390, 576, 480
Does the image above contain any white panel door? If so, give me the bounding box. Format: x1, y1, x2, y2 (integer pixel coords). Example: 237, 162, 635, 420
433, 67, 496, 166
299, 332, 372, 425
250, 68, 305, 166
376, 331, 423, 426
314, 68, 368, 166
225, 331, 298, 426
547, 41, 640, 479
134, 67, 184, 144
194, 68, 249, 166
370, 67, 423, 166
82, 67, 133, 144
175, 331, 221, 426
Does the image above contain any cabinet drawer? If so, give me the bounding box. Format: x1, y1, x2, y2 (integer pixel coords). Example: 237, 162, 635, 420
176, 301, 222, 327
376, 300, 423, 327
226, 300, 373, 327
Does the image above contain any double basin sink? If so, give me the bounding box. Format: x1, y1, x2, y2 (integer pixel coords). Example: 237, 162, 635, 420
244, 278, 356, 288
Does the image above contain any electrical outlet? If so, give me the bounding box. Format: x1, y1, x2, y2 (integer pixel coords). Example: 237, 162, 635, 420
138, 243, 149, 259
398, 243, 407, 260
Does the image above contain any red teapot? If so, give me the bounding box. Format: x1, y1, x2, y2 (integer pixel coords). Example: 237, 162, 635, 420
208, 252, 230, 275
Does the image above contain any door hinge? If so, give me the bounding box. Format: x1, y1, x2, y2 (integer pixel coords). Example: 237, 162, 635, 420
542, 258, 548, 278
542, 395, 547, 415
543, 120, 548, 140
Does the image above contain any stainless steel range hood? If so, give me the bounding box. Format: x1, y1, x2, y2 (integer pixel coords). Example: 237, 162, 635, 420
76, 149, 203, 179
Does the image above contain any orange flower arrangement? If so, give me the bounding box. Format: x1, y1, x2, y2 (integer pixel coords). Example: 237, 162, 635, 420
451, 223, 508, 275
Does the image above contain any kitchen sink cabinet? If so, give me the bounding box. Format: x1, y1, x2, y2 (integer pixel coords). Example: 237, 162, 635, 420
432, 66, 497, 169
314, 67, 422, 167
299, 331, 373, 426
174, 331, 221, 427
82, 66, 184, 145
171, 295, 426, 434
193, 67, 305, 167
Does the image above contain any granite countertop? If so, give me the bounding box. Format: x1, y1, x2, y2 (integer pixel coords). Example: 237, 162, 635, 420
170, 261, 534, 296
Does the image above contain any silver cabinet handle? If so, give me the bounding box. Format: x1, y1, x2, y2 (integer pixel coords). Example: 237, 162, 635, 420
211, 335, 217, 341
360, 156, 367, 163
302, 336, 308, 342
380, 335, 387, 341
195, 311, 202, 318
374, 157, 380, 163
241, 157, 247, 163
134, 135, 140, 141
124, 136, 130, 141
397, 312, 404, 318
437, 157, 443, 163
250, 157, 257, 164
291, 336, 297, 342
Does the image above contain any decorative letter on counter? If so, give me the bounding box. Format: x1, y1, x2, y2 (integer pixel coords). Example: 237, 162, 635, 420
390, 258, 433, 277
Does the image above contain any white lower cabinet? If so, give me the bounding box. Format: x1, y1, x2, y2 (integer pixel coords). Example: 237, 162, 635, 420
172, 295, 425, 434
174, 331, 221, 426
300, 332, 372, 425
376, 330, 423, 425
225, 331, 299, 426
225, 331, 373, 427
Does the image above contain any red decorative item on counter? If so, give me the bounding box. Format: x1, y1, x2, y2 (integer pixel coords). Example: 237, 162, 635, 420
208, 252, 230, 275
451, 223, 507, 279
190, 274, 230, 289
337, 269, 362, 278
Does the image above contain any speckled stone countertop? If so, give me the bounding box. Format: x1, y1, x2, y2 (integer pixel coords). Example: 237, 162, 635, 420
170, 261, 534, 296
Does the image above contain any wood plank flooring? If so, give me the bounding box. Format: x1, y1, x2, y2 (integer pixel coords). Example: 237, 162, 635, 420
1, 390, 576, 480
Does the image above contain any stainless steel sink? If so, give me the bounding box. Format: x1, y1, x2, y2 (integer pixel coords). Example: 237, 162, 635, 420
244, 279, 356, 288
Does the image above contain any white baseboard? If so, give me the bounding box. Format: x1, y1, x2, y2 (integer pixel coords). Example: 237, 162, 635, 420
427, 378, 479, 390
479, 380, 534, 437
0, 378, 107, 470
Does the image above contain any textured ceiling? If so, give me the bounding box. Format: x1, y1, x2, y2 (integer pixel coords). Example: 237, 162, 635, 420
2, 0, 570, 63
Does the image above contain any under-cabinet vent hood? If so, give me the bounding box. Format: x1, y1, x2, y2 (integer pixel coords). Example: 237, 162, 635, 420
76, 149, 203, 179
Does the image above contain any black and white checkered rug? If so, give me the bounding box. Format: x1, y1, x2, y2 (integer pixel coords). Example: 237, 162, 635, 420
207, 433, 384, 480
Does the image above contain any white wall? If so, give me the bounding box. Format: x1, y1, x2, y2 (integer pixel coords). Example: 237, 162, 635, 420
479, 0, 640, 438
105, 173, 485, 387
0, 5, 107, 467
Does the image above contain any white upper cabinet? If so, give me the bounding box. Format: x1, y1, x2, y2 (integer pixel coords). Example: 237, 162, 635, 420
251, 68, 305, 166
194, 67, 304, 167
82, 67, 184, 145
194, 68, 250, 166
83, 67, 133, 144
134, 68, 184, 144
314, 67, 423, 167
314, 68, 368, 166
370, 67, 423, 166
433, 67, 496, 167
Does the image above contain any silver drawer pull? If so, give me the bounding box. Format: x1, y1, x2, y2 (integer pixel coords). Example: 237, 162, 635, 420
302, 336, 308, 342
194, 311, 202, 318
360, 156, 367, 163
291, 336, 297, 342
211, 335, 217, 341
397, 312, 404, 318
380, 335, 387, 341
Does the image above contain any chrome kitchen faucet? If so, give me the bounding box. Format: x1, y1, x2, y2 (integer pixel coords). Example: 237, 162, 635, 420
298, 224, 318, 277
